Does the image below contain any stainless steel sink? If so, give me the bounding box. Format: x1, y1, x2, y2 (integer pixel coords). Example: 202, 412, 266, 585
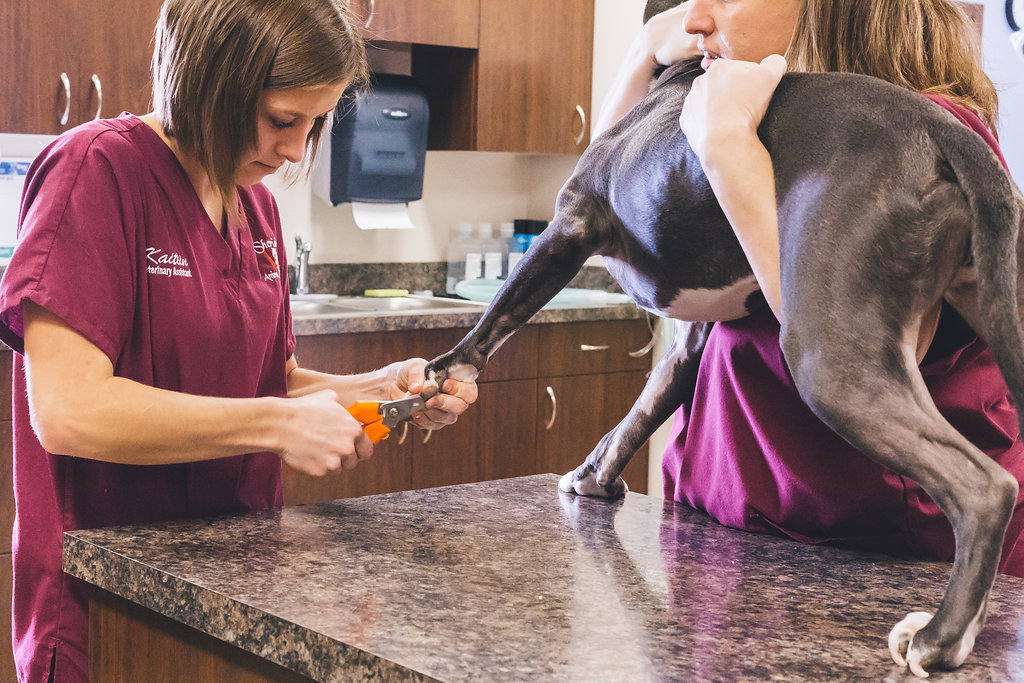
289, 295, 487, 318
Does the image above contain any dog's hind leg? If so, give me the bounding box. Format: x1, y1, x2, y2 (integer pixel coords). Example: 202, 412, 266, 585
560, 320, 711, 497
781, 317, 1017, 677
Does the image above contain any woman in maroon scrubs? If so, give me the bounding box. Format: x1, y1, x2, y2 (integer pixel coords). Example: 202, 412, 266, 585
601, 2, 1024, 571
0, 0, 476, 680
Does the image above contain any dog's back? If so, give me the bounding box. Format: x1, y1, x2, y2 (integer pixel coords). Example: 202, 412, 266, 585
574, 59, 1019, 326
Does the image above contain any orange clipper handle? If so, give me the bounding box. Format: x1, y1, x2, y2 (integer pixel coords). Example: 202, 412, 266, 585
346, 401, 390, 443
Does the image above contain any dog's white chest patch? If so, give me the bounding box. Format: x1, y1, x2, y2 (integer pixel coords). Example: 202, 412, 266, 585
654, 275, 761, 322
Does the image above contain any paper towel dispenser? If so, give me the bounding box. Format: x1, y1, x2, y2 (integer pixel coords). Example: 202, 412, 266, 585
312, 73, 429, 206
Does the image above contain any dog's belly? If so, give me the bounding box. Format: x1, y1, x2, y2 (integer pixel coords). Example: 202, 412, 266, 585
646, 275, 761, 322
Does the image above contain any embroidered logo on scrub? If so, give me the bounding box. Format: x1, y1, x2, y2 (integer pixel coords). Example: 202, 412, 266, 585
253, 238, 280, 282
146, 247, 193, 278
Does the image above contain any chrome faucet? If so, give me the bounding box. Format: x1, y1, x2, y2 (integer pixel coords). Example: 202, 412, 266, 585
294, 234, 312, 295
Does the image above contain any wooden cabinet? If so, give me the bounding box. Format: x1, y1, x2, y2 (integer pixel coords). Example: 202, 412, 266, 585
284, 318, 652, 507
412, 0, 594, 153
0, 0, 161, 134
351, 0, 479, 49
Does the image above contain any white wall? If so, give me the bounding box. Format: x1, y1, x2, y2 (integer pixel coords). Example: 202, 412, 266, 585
981, 0, 1024, 181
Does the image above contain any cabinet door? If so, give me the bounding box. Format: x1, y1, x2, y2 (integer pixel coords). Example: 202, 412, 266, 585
537, 371, 649, 494
0, 0, 76, 134
412, 378, 538, 489
79, 0, 163, 122
476, 0, 593, 153
0, 0, 161, 134
352, 0, 479, 48
282, 434, 414, 505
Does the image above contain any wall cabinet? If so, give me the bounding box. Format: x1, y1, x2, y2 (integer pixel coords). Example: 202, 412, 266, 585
0, 0, 162, 134
411, 0, 594, 153
2, 0, 594, 154
351, 0, 479, 49
283, 319, 652, 506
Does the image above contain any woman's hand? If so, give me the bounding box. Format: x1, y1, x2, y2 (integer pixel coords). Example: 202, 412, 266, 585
279, 389, 373, 475
389, 358, 478, 431
680, 54, 788, 167
678, 54, 789, 320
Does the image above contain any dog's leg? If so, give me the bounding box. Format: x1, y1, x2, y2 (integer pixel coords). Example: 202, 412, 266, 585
425, 179, 617, 393
781, 318, 1017, 677
560, 320, 711, 497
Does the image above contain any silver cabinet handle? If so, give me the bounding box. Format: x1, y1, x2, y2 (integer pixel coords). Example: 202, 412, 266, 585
580, 344, 610, 352
629, 313, 658, 358
544, 385, 557, 430
90, 74, 102, 120
365, 0, 376, 28
59, 72, 71, 125
573, 104, 587, 145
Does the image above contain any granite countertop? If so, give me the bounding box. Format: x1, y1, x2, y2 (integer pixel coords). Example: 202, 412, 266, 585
291, 300, 644, 335
63, 474, 1024, 681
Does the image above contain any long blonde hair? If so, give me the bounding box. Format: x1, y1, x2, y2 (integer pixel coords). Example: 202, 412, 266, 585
151, 0, 368, 218
787, 0, 998, 131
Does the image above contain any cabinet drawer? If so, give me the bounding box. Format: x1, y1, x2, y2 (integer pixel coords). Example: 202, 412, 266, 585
293, 325, 537, 384
537, 320, 652, 377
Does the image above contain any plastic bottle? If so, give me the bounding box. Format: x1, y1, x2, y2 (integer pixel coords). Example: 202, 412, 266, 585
499, 222, 516, 277
479, 223, 503, 280
446, 223, 479, 295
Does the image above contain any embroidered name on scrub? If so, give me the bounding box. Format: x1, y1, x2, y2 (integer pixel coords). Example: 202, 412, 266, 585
146, 247, 193, 278
253, 238, 281, 282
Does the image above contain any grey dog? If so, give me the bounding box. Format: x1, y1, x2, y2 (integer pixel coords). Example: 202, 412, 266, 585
423, 1, 1024, 676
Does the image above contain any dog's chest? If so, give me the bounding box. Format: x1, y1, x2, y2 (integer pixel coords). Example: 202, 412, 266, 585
605, 257, 760, 322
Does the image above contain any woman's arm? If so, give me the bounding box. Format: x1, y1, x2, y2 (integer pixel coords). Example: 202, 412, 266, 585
594, 2, 701, 137
285, 358, 478, 432
23, 300, 369, 475
680, 55, 788, 320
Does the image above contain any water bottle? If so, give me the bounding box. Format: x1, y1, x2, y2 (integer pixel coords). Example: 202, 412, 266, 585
446, 222, 478, 295
479, 223, 503, 280
499, 222, 515, 277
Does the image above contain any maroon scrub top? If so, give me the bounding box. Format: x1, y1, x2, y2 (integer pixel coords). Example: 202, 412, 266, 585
0, 113, 296, 682
662, 96, 1024, 576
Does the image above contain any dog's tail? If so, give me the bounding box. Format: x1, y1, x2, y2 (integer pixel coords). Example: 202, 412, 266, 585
937, 123, 1024, 423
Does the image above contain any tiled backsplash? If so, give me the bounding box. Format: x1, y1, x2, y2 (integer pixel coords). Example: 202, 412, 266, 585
291, 263, 622, 297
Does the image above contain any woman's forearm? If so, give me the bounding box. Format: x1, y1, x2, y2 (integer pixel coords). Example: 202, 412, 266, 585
23, 300, 361, 469
285, 362, 398, 405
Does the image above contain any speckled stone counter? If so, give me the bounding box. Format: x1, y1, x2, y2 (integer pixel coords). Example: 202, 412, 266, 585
291, 300, 644, 335
63, 474, 1024, 681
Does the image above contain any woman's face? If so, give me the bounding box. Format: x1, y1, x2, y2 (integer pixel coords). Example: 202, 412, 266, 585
683, 0, 801, 70
236, 81, 348, 187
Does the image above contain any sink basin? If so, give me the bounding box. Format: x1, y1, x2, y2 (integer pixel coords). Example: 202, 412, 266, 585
289, 300, 368, 316
337, 296, 488, 313
289, 295, 487, 318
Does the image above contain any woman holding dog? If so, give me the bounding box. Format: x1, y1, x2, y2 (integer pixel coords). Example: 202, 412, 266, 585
0, 0, 477, 679
602, 0, 1024, 576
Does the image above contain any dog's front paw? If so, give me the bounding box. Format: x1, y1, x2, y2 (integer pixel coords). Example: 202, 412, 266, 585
558, 466, 628, 498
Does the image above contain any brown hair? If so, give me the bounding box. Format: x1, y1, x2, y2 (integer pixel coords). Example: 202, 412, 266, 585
787, 0, 998, 131
151, 0, 368, 217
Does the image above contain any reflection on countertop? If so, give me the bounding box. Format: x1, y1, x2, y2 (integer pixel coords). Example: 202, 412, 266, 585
63, 474, 1024, 681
